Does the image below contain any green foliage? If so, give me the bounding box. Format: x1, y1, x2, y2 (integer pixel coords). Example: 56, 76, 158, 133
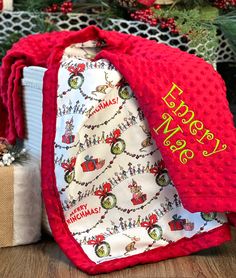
170, 0, 211, 9
2, 0, 236, 63
14, 0, 47, 11
72, 0, 128, 19
153, 6, 219, 62
0, 33, 23, 63
31, 13, 59, 33
14, 0, 64, 11
0, 14, 58, 64
13, 0, 127, 17
215, 11, 236, 54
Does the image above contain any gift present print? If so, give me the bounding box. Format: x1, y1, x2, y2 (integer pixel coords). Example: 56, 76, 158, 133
168, 214, 187, 231
62, 117, 75, 144
128, 179, 147, 206
183, 221, 195, 231
81, 155, 105, 172
62, 134, 75, 144
131, 194, 147, 205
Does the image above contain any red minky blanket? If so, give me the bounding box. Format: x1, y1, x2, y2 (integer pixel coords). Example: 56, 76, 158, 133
0, 26, 235, 273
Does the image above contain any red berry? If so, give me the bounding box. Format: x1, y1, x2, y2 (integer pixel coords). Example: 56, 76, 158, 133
214, 0, 236, 9
154, 4, 161, 9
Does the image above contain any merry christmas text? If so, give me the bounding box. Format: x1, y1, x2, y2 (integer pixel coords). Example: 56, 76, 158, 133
89, 97, 118, 117
66, 204, 101, 225
153, 82, 227, 164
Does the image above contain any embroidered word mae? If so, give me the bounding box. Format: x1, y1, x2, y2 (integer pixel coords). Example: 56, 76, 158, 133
153, 83, 227, 164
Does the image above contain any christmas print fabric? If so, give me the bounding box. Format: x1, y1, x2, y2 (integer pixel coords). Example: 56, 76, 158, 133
54, 41, 227, 264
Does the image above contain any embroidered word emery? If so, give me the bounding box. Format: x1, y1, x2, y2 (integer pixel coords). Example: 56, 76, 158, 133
153, 82, 227, 164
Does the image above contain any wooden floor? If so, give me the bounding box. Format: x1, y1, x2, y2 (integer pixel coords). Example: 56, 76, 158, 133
0, 229, 235, 278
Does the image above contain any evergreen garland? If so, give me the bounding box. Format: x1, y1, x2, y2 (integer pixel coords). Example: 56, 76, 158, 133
215, 11, 236, 53
0, 0, 236, 63
14, 0, 64, 11
169, 0, 211, 9
153, 6, 219, 62
0, 14, 58, 64
0, 33, 22, 63
14, 0, 128, 17
71, 1, 129, 20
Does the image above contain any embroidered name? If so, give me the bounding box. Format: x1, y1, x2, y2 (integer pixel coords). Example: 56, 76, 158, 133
153, 83, 227, 164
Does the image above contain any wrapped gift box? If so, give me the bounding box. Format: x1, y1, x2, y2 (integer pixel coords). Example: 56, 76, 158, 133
131, 194, 147, 205
81, 155, 99, 172
183, 222, 195, 231
0, 159, 42, 247
168, 215, 187, 231
62, 134, 75, 144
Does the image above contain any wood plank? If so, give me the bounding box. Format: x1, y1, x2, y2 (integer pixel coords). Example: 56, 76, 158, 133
0, 229, 235, 278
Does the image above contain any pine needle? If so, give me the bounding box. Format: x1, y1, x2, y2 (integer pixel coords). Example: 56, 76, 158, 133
215, 11, 236, 54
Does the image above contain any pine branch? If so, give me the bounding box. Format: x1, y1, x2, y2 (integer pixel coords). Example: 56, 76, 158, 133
14, 0, 64, 11
215, 11, 236, 54
153, 7, 218, 62
0, 33, 23, 64
0, 13, 58, 64
171, 0, 211, 9
14, 0, 46, 11
31, 13, 59, 33
72, 0, 128, 19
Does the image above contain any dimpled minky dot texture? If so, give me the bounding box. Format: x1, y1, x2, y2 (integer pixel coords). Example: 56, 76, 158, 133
0, 26, 235, 274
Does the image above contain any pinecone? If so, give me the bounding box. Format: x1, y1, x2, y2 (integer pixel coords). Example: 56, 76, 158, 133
116, 0, 137, 8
